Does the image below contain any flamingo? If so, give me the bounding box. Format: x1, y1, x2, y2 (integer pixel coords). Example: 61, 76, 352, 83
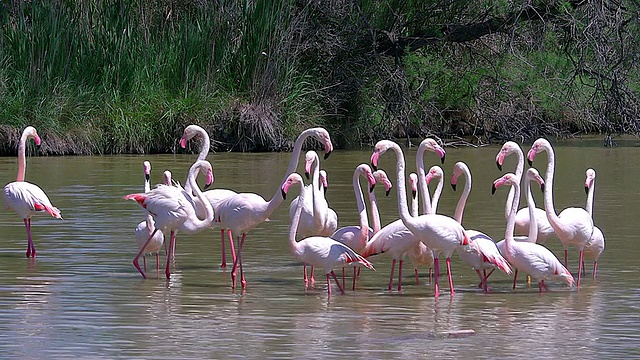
134, 161, 171, 272
583, 168, 605, 279
450, 161, 511, 293
125, 160, 215, 279
371, 140, 469, 297
528, 138, 594, 287
329, 164, 376, 290
282, 173, 375, 296
492, 171, 575, 293
496, 141, 555, 243
217, 128, 333, 290
424, 165, 444, 214
3, 126, 62, 257
179, 124, 239, 269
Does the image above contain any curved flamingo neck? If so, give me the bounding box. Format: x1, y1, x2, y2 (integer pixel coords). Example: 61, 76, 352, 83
16, 131, 31, 182
352, 167, 370, 241
503, 180, 520, 259
195, 126, 211, 161
182, 162, 214, 232
525, 173, 538, 241
310, 152, 328, 228
505, 146, 525, 219
288, 178, 306, 254
410, 188, 419, 218
415, 145, 432, 215
368, 190, 382, 233
453, 165, 472, 224
385, 143, 413, 226
539, 143, 564, 234
586, 179, 595, 217
430, 174, 443, 214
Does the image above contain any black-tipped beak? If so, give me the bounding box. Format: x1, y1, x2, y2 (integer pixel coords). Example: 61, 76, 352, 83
369, 184, 375, 193
496, 161, 502, 171
451, 183, 457, 191
304, 172, 310, 180
145, 173, 150, 181
323, 186, 328, 195
491, 184, 497, 195
411, 190, 416, 199
527, 159, 533, 167
204, 183, 211, 190
281, 189, 287, 200
324, 151, 331, 160
441, 154, 446, 164
584, 186, 588, 194
386, 189, 391, 197
371, 163, 377, 171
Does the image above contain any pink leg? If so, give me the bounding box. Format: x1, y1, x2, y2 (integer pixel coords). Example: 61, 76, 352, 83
326, 274, 332, 296
220, 229, 227, 268
564, 249, 569, 269
397, 259, 404, 291
155, 253, 160, 273
415, 268, 420, 285
475, 269, 484, 289
388, 259, 396, 291
446, 257, 455, 296
170, 232, 176, 262
483, 268, 496, 285
231, 233, 246, 290
581, 258, 586, 276
577, 250, 584, 288
24, 218, 36, 258
330, 271, 345, 295
593, 261, 598, 279
538, 280, 549, 293
133, 228, 160, 279
512, 269, 519, 290
227, 229, 236, 265
304, 264, 309, 287
165, 231, 176, 279
143, 255, 147, 272
433, 257, 440, 297
310, 266, 315, 286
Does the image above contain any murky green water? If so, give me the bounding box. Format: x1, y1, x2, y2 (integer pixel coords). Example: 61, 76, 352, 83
0, 139, 638, 358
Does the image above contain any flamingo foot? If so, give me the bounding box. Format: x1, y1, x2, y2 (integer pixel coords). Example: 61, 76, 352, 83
133, 259, 147, 279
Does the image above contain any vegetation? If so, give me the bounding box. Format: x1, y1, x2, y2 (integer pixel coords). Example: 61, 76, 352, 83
0, 0, 639, 155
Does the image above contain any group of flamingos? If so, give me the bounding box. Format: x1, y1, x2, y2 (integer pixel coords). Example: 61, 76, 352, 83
2, 125, 605, 297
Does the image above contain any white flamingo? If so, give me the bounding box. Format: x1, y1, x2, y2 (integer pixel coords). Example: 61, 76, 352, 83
3, 126, 62, 257
583, 168, 605, 279
125, 160, 215, 279
216, 128, 333, 290
450, 161, 512, 293
496, 141, 555, 243
528, 138, 594, 287
282, 173, 375, 296
179, 124, 239, 269
424, 165, 444, 214
134, 161, 170, 272
371, 140, 469, 297
493, 171, 575, 293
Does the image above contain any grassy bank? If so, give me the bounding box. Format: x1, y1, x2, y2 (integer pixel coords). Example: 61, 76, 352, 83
1, 1, 638, 155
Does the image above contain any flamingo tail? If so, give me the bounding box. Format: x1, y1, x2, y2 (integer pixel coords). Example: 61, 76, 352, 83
124, 193, 147, 207
344, 252, 375, 271
33, 203, 62, 219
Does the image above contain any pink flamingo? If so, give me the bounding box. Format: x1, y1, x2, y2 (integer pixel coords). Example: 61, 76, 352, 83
450, 161, 511, 293
493, 171, 575, 293
282, 173, 375, 296
329, 164, 377, 290
179, 124, 238, 269
583, 168, 605, 279
217, 128, 333, 290
496, 141, 555, 243
3, 126, 62, 257
134, 161, 171, 272
371, 140, 469, 297
125, 160, 215, 279
528, 138, 594, 287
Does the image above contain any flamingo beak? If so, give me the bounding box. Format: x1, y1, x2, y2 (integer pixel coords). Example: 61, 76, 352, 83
440, 154, 446, 164
491, 184, 497, 195
496, 161, 502, 171
145, 173, 150, 182
369, 184, 375, 193
281, 188, 287, 200
179, 138, 187, 149
451, 183, 457, 191
527, 159, 533, 167
324, 151, 331, 160
386, 189, 391, 197
305, 171, 310, 180
584, 186, 589, 194
323, 185, 328, 195
411, 189, 416, 199
540, 184, 545, 193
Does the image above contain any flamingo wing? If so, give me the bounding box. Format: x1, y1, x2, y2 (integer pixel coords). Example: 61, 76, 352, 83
3, 182, 62, 219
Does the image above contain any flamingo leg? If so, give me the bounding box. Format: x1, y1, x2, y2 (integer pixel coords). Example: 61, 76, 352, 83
564, 249, 569, 269
227, 229, 236, 265
397, 259, 404, 292
433, 257, 440, 297
310, 266, 315, 286
388, 259, 396, 291
165, 231, 176, 279
133, 228, 160, 279
231, 233, 246, 290
538, 280, 550, 293
326, 274, 332, 296
476, 269, 484, 289
330, 271, 345, 295
512, 269, 519, 290
155, 253, 160, 273
446, 257, 455, 296
143, 255, 147, 272
220, 229, 227, 268
24, 218, 35, 258
593, 261, 598, 279
352, 266, 357, 291
304, 264, 309, 287
577, 250, 584, 288
414, 268, 420, 285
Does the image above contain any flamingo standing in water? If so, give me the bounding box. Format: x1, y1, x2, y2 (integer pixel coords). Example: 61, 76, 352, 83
583, 168, 605, 279
450, 161, 511, 292
3, 126, 62, 257
134, 161, 171, 272
528, 138, 594, 287
125, 160, 215, 279
282, 173, 375, 296
179, 124, 238, 269
329, 164, 376, 290
216, 128, 333, 290
371, 140, 469, 297
492, 171, 575, 293
496, 141, 555, 243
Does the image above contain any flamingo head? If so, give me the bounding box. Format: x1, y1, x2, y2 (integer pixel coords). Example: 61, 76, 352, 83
374, 169, 392, 196
526, 168, 545, 192
23, 126, 41, 146
163, 170, 172, 186
371, 140, 395, 170
450, 161, 467, 191
496, 141, 521, 171
409, 172, 418, 199
304, 151, 317, 179
311, 128, 333, 160
355, 164, 376, 193
492, 173, 518, 195
179, 124, 204, 149
419, 138, 446, 164
425, 165, 443, 187
527, 138, 551, 167
143, 161, 151, 182
319, 170, 329, 194
281, 173, 304, 200
585, 168, 596, 194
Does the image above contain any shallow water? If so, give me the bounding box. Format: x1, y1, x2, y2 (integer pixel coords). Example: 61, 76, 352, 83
0, 140, 638, 359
